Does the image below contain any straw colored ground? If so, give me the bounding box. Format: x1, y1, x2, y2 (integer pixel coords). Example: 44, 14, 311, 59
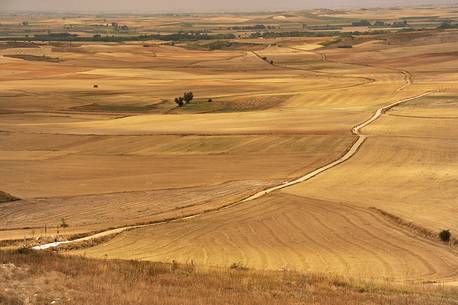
2, 249, 458, 305
0, 9, 458, 288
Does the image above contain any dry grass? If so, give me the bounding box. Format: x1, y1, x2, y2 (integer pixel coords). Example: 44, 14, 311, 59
1, 249, 458, 305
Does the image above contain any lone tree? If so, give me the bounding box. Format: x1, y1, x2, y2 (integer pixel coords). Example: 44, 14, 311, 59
175, 97, 184, 107
183, 91, 194, 104
439, 229, 451, 242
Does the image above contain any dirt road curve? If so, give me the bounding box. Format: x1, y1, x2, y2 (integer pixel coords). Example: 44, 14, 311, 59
33, 91, 433, 251
242, 91, 433, 202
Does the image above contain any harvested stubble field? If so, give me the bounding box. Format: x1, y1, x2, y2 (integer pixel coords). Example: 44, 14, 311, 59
1, 8, 458, 301
2, 249, 458, 305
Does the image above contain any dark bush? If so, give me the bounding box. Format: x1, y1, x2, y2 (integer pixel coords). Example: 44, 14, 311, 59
183, 91, 194, 103
207, 40, 232, 50
439, 229, 451, 242
230, 262, 248, 271
175, 97, 184, 107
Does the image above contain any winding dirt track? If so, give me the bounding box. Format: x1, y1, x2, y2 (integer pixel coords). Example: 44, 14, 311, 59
82, 193, 458, 282
313, 50, 412, 92
33, 91, 433, 251
251, 50, 376, 86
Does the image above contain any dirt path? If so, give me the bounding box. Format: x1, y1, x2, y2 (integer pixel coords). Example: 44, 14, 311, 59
310, 49, 412, 92
250, 50, 376, 86
240, 91, 433, 201
32, 91, 433, 251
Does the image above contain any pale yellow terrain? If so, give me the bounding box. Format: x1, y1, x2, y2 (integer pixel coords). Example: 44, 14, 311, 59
318, 7, 458, 20
72, 33, 458, 282
286, 92, 458, 233
0, 35, 360, 236
1, 11, 458, 284
73, 193, 458, 282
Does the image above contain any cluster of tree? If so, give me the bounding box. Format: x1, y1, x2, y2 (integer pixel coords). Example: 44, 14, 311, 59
143, 32, 236, 42
392, 20, 409, 27
250, 31, 338, 38
4, 32, 236, 43
352, 20, 371, 26
261, 56, 274, 65
207, 40, 233, 50
6, 26, 412, 44
352, 19, 409, 28
206, 41, 257, 50
111, 22, 129, 32
32, 32, 79, 40
229, 24, 267, 30
304, 25, 341, 31
438, 21, 458, 29
373, 21, 387, 27
175, 91, 194, 107
249, 30, 388, 39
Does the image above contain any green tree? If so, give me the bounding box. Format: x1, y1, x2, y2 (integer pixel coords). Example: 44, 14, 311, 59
183, 91, 194, 103
175, 97, 184, 107
439, 229, 451, 242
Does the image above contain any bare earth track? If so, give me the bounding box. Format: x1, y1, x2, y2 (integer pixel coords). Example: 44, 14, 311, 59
0, 18, 456, 286
75, 193, 458, 282
33, 91, 433, 251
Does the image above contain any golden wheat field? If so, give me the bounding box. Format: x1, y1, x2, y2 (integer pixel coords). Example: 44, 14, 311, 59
1, 7, 458, 296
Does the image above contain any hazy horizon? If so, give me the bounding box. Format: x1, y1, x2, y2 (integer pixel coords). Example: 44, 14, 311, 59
1, 0, 457, 13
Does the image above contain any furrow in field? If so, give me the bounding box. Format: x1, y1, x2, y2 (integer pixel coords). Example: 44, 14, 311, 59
71, 193, 458, 282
